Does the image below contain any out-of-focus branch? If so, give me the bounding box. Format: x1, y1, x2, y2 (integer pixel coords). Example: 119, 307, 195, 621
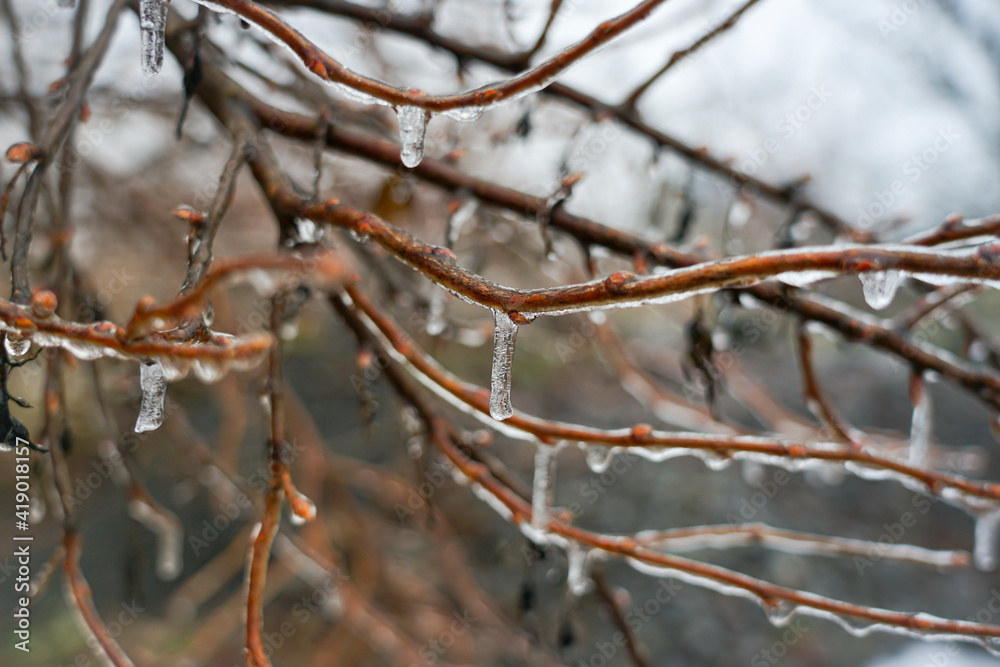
592, 566, 652, 667
9, 0, 127, 304
796, 322, 858, 447
245, 293, 289, 667
635, 523, 970, 568
622, 0, 765, 109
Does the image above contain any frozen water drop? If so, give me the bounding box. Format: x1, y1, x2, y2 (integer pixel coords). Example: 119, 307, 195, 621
139, 0, 167, 76
288, 495, 317, 526
4, 333, 30, 360
763, 600, 796, 627
489, 310, 518, 420
531, 445, 556, 537
294, 218, 323, 243
727, 197, 752, 229
443, 106, 485, 123
585, 446, 618, 474
974, 508, 1000, 571
396, 106, 431, 168
859, 271, 902, 310
135, 360, 167, 433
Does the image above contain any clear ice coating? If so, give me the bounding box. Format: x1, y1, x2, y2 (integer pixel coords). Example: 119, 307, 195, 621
859, 271, 902, 310
531, 445, 556, 536
139, 0, 168, 76
135, 360, 167, 433
489, 310, 518, 420
396, 106, 431, 168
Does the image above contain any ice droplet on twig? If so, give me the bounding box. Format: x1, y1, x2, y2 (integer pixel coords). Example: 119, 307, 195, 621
489, 311, 518, 420
974, 508, 1000, 571
135, 360, 167, 433
585, 445, 619, 474
531, 445, 556, 537
859, 271, 902, 310
764, 600, 797, 627
139, 0, 168, 76
396, 106, 431, 168
4, 333, 31, 360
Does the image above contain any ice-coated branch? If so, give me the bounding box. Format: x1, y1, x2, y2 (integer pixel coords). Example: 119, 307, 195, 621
245, 293, 289, 667
189, 0, 669, 112
797, 322, 859, 447
236, 92, 1000, 410
335, 296, 1000, 648
8, 0, 127, 305
340, 282, 1000, 511
269, 0, 854, 235
635, 523, 969, 568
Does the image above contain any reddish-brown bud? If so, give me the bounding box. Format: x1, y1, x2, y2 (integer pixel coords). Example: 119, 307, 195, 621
31, 289, 57, 318
6, 142, 41, 164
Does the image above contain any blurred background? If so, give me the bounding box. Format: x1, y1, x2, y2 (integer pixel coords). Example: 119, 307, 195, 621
2, 0, 1000, 665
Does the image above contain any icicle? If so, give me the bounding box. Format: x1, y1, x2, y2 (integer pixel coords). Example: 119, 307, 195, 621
859, 271, 902, 310
909, 374, 932, 467
135, 360, 167, 433
489, 310, 518, 420
396, 106, 431, 168
426, 289, 446, 336
139, 0, 168, 76
974, 508, 1000, 571
566, 543, 592, 596
531, 445, 556, 538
